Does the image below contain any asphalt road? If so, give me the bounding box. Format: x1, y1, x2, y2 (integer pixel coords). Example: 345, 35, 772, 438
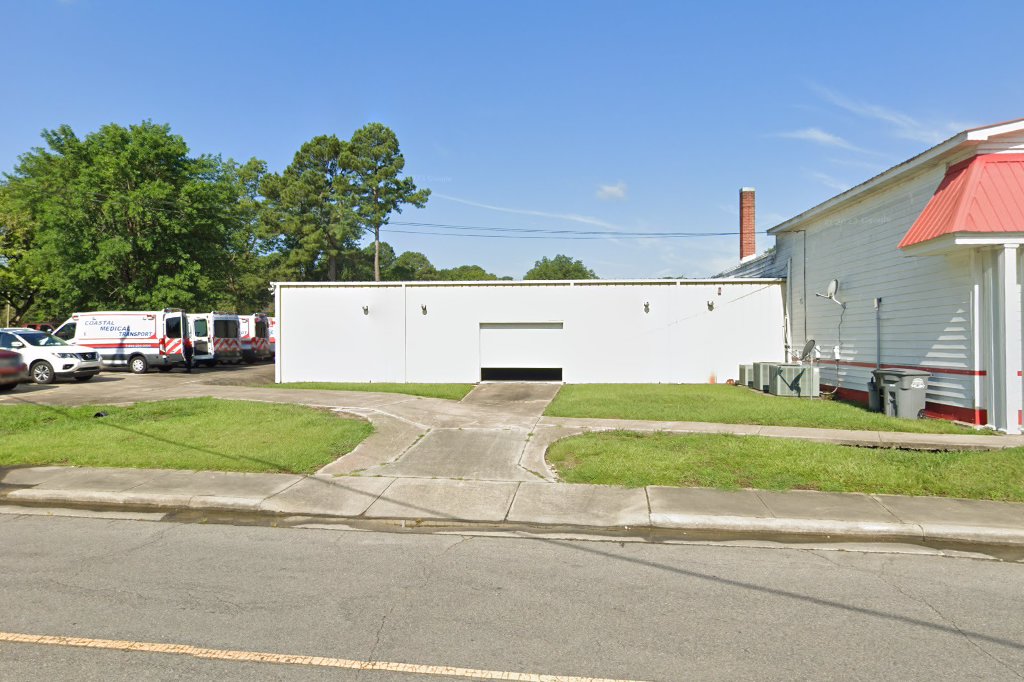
1, 513, 1023, 681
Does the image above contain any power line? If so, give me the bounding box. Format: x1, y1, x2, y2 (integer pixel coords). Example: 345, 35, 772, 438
386, 228, 755, 240
392, 220, 734, 236
389, 220, 772, 239
29, 187, 774, 240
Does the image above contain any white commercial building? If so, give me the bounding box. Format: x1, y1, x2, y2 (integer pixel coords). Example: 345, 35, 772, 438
273, 279, 785, 385
726, 118, 1024, 433
274, 116, 1024, 433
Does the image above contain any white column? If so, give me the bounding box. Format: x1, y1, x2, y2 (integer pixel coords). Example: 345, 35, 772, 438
996, 245, 1022, 434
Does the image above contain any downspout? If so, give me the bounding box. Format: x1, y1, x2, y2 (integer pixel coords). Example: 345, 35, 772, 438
784, 257, 793, 360
874, 297, 882, 370
802, 230, 808, 343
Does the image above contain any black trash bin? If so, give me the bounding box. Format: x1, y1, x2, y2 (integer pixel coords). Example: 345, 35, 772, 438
867, 378, 881, 412
872, 368, 930, 419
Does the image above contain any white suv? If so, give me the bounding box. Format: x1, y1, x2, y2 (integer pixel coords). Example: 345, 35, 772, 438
0, 328, 102, 384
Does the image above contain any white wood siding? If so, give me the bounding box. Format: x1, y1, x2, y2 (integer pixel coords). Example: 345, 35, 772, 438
774, 163, 978, 414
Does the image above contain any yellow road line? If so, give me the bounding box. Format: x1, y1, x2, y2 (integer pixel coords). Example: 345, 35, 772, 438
0, 630, 648, 682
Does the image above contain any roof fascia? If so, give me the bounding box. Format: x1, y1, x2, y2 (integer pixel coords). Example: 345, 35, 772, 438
769, 132, 971, 236
965, 119, 1024, 140
900, 232, 1024, 256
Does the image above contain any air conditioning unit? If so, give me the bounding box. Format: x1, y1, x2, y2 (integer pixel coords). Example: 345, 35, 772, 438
752, 362, 774, 392
738, 364, 754, 387
769, 364, 820, 398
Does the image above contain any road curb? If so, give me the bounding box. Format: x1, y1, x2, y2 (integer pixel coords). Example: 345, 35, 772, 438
5, 488, 1024, 551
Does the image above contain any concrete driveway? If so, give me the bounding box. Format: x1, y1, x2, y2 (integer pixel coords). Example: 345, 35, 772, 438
0, 367, 566, 482
352, 382, 561, 482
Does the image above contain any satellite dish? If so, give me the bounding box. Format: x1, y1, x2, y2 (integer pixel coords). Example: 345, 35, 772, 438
799, 339, 816, 362
815, 279, 845, 307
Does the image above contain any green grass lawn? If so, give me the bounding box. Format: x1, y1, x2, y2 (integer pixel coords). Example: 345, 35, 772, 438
0, 398, 373, 474
546, 384, 984, 434
547, 431, 1024, 501
265, 382, 474, 401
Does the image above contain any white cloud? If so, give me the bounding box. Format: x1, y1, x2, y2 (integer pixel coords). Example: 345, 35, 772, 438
808, 171, 851, 192
810, 84, 969, 145
827, 157, 889, 173
434, 193, 622, 230
596, 182, 627, 201
777, 127, 865, 152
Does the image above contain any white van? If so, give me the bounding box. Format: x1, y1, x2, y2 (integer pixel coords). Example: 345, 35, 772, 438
53, 309, 191, 374
188, 312, 242, 366
268, 316, 277, 358
238, 313, 272, 363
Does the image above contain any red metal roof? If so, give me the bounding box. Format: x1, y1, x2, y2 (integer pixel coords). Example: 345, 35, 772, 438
900, 154, 1024, 248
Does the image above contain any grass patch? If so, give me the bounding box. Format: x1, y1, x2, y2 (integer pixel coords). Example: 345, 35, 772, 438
547, 431, 1024, 501
546, 384, 984, 434
0, 398, 373, 474
265, 382, 474, 401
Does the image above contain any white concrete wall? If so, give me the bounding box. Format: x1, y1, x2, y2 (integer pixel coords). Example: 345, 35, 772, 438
277, 284, 406, 382
275, 280, 785, 384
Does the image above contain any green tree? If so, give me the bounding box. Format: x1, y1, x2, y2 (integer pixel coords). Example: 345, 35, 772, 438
0, 186, 46, 324
218, 157, 275, 312
348, 123, 430, 281
437, 264, 498, 281
524, 254, 598, 280
260, 135, 360, 282
2, 122, 261, 317
388, 251, 437, 281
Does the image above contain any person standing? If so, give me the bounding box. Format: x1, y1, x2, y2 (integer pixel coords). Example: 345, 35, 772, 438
183, 334, 195, 373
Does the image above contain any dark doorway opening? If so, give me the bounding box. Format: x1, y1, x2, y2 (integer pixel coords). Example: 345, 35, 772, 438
480, 367, 563, 382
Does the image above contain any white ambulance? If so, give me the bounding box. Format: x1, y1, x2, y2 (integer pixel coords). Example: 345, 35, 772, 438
53, 309, 191, 373
268, 316, 277, 358
188, 312, 242, 366
238, 313, 272, 363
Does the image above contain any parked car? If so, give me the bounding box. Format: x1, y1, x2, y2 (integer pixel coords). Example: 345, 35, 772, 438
0, 328, 102, 384
0, 349, 27, 391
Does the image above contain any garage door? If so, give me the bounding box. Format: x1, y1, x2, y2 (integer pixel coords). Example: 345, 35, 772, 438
479, 323, 564, 380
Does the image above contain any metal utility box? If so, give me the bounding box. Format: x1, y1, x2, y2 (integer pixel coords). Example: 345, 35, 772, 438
738, 364, 754, 387
872, 368, 930, 419
769, 363, 821, 398
752, 362, 774, 392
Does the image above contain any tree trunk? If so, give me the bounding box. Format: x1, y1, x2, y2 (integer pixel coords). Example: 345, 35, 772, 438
328, 253, 337, 281
374, 227, 381, 282
5, 291, 36, 326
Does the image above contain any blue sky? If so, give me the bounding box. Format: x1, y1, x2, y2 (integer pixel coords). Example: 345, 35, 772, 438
3, 1, 1022, 278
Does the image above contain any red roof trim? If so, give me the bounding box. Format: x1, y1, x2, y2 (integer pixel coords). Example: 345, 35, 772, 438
900, 154, 1024, 249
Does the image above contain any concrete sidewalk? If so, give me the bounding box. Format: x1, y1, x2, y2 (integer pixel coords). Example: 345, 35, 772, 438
3, 465, 1024, 549
5, 371, 1024, 551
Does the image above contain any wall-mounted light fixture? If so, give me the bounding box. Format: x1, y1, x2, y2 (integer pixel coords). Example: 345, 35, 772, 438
707, 300, 715, 311
362, 305, 369, 315
421, 304, 428, 315
643, 302, 650, 313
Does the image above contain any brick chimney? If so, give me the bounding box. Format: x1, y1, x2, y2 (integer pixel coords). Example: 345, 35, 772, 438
740, 187, 756, 261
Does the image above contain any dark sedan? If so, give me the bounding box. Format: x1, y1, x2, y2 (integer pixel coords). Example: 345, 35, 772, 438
0, 349, 27, 391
